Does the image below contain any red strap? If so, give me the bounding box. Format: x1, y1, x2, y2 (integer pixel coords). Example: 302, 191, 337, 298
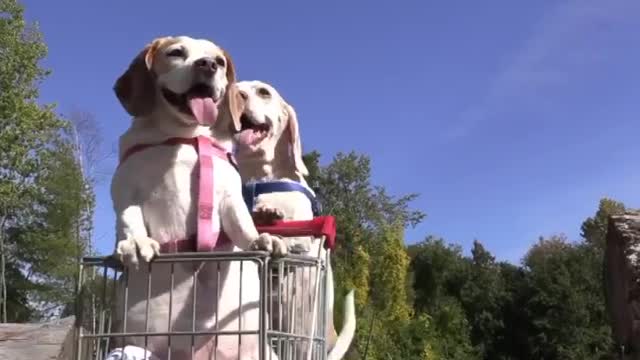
255, 216, 337, 250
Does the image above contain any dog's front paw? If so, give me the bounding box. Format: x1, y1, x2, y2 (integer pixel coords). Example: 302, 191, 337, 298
289, 238, 312, 254
252, 205, 285, 225
116, 236, 160, 267
250, 233, 288, 257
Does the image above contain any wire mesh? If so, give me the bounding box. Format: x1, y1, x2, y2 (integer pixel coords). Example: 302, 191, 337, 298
267, 254, 327, 360
74, 250, 328, 360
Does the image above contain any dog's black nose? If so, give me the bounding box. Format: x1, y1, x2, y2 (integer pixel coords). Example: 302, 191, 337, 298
194, 57, 217, 76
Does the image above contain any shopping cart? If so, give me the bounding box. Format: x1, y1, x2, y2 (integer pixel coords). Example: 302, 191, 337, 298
73, 216, 336, 360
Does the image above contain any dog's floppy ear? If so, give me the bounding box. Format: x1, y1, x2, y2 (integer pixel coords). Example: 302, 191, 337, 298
283, 102, 309, 176
113, 37, 171, 117
222, 49, 236, 85
218, 83, 245, 133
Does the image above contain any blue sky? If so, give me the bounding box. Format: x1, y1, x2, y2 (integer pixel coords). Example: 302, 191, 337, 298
22, 0, 640, 263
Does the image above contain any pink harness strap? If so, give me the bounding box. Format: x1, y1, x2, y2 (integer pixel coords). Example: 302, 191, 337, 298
196, 136, 215, 251
119, 136, 234, 253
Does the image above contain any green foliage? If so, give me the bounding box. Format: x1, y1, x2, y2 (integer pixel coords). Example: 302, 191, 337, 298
408, 237, 467, 313
406, 198, 620, 359
581, 198, 626, 253
0, 0, 94, 322
521, 235, 613, 359
459, 241, 508, 359
3, 261, 33, 321
369, 222, 412, 322
303, 151, 427, 359
409, 237, 478, 360
66, 270, 117, 330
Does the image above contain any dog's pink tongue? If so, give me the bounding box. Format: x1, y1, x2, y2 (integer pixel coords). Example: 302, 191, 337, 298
238, 129, 257, 146
188, 97, 218, 125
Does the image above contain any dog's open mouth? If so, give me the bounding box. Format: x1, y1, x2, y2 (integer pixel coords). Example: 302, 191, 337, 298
237, 113, 270, 146
162, 84, 219, 125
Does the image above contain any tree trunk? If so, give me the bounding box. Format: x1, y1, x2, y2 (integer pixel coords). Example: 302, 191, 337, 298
604, 210, 640, 359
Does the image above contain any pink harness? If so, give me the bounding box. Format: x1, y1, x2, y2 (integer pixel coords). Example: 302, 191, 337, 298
119, 135, 236, 253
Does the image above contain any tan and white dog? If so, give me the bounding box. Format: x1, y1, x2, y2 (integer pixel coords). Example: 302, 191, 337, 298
110, 37, 285, 360
233, 80, 356, 360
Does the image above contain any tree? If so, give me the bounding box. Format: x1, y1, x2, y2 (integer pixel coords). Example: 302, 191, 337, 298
581, 198, 626, 254
522, 234, 613, 359
26, 140, 93, 316
408, 237, 477, 359
369, 222, 412, 323
459, 241, 508, 359
494, 261, 531, 359
360, 222, 416, 360
303, 151, 426, 359
67, 109, 109, 332
0, 0, 94, 322
409, 237, 467, 314
304, 151, 371, 315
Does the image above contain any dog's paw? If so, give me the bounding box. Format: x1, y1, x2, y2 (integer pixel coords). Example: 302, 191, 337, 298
271, 237, 288, 257
252, 205, 285, 225
250, 233, 288, 257
288, 238, 312, 254
116, 236, 160, 267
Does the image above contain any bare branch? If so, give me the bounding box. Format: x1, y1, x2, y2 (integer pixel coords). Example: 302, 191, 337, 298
66, 108, 114, 186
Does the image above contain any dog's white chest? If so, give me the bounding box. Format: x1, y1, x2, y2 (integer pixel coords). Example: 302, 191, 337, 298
114, 144, 230, 244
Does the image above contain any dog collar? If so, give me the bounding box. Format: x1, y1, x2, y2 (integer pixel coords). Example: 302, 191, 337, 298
119, 136, 238, 172
242, 181, 322, 216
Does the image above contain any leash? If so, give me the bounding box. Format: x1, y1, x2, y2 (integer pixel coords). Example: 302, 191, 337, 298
242, 181, 322, 216
119, 136, 237, 252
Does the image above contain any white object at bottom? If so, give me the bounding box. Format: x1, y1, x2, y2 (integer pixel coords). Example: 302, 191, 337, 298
104, 346, 156, 360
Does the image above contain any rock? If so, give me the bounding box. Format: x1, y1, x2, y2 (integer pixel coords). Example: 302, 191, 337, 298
605, 210, 640, 359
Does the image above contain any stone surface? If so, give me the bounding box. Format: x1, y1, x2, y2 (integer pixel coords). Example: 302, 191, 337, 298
0, 316, 79, 360
605, 210, 640, 358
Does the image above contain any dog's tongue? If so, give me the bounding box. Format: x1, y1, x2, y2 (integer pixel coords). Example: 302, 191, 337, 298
238, 129, 258, 146
237, 128, 268, 147
188, 96, 218, 125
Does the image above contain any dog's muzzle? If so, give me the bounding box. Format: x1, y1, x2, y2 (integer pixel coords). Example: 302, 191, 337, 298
193, 57, 218, 78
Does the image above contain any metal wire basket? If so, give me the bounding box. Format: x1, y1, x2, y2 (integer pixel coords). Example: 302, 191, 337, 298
73, 217, 336, 360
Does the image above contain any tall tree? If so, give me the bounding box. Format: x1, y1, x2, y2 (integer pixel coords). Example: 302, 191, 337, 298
494, 261, 531, 359
368, 222, 412, 322
0, 0, 94, 321
408, 237, 477, 359
522, 234, 613, 359
459, 241, 507, 359
303, 151, 426, 359
409, 237, 467, 314
21, 139, 93, 317
66, 109, 108, 331
360, 222, 416, 360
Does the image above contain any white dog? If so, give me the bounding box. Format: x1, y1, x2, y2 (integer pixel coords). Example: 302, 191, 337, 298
109, 36, 285, 360
233, 80, 356, 360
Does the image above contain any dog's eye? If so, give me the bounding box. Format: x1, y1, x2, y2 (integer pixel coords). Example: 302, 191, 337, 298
214, 56, 226, 67
257, 87, 271, 98
167, 48, 186, 58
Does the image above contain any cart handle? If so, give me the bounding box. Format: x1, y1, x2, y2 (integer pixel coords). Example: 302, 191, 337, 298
255, 216, 336, 250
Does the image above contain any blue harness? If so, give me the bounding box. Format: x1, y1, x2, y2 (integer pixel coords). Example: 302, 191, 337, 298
242, 181, 322, 216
